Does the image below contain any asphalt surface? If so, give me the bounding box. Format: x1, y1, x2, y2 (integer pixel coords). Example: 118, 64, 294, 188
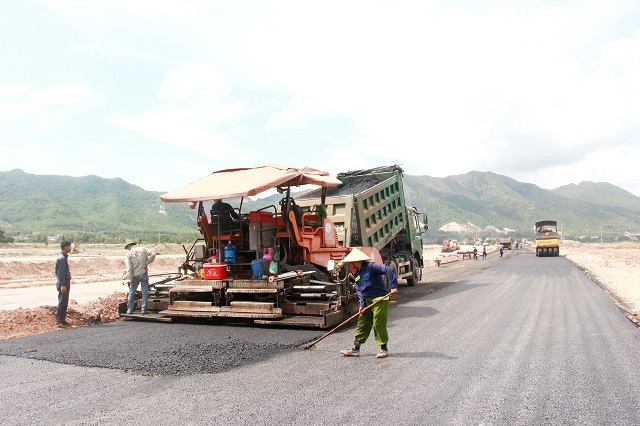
1, 250, 639, 425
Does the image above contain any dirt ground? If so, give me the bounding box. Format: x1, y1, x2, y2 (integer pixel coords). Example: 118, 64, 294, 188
562, 241, 640, 319
0, 243, 184, 340
0, 241, 638, 340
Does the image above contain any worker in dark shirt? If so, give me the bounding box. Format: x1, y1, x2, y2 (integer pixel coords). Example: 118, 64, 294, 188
55, 241, 72, 327
210, 199, 239, 231
339, 248, 398, 359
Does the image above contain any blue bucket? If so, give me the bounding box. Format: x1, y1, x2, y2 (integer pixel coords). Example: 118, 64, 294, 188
252, 259, 265, 279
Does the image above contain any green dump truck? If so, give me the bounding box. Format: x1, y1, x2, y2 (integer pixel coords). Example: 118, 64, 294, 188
296, 165, 428, 285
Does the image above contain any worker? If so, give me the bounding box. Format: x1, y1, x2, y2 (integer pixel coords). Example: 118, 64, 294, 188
499, 246, 504, 258
473, 246, 478, 260
211, 199, 238, 218
339, 248, 398, 359
482, 245, 487, 259
55, 240, 73, 327
125, 241, 156, 314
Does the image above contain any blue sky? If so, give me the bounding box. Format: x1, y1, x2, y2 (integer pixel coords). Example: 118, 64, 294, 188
1, 0, 639, 196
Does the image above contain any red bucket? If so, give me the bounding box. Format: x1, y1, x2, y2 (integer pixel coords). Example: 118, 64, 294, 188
203, 263, 227, 280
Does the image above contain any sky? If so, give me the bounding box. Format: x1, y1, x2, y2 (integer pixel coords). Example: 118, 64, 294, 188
1, 0, 639, 197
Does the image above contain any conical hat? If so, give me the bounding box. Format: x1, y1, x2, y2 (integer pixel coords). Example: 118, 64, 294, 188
341, 248, 371, 263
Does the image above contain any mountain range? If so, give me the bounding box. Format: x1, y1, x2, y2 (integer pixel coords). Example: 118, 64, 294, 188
1, 168, 639, 243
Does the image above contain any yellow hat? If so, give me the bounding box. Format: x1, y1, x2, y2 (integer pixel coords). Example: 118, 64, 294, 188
341, 248, 371, 263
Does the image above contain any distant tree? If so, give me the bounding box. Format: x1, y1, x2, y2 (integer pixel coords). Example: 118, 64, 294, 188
28, 233, 47, 243
0, 226, 14, 243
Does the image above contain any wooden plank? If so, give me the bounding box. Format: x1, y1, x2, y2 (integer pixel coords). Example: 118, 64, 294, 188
228, 279, 283, 289
161, 310, 283, 319
120, 313, 174, 322
226, 288, 279, 294
230, 301, 275, 310
160, 310, 216, 318
171, 301, 214, 309
281, 301, 331, 316
167, 306, 222, 312
220, 306, 282, 314
254, 315, 326, 328
170, 286, 214, 293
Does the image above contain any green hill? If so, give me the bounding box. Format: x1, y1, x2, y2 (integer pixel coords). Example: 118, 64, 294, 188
0, 169, 198, 243
404, 172, 640, 241
1, 168, 639, 244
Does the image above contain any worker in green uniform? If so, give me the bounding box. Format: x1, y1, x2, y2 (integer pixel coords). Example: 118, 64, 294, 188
339, 248, 398, 358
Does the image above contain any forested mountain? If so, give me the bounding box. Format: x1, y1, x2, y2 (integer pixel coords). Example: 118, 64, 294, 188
404, 171, 640, 240
0, 169, 198, 243
1, 169, 639, 243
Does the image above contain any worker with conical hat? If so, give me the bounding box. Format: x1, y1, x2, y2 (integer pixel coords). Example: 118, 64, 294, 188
340, 248, 398, 359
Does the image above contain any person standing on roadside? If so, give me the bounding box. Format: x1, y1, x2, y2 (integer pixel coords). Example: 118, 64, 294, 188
482, 245, 487, 259
500, 246, 504, 258
340, 248, 398, 359
125, 241, 156, 314
55, 241, 72, 327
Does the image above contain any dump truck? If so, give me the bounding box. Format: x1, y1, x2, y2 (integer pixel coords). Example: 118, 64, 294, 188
535, 220, 560, 257
120, 164, 394, 328
295, 165, 428, 286
499, 235, 512, 250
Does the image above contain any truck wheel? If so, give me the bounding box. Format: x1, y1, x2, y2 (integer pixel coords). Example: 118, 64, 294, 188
553, 247, 559, 257
406, 256, 421, 286
384, 261, 398, 291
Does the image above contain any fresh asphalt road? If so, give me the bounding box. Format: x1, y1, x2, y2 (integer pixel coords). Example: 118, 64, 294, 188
1, 252, 639, 425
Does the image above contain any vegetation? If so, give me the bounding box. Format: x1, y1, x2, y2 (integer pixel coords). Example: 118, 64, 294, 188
1, 168, 639, 244
0, 226, 14, 243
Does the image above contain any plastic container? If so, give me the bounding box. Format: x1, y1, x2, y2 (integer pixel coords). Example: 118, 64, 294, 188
203, 262, 227, 280
251, 259, 267, 279
262, 247, 273, 262
207, 249, 219, 264
224, 241, 236, 264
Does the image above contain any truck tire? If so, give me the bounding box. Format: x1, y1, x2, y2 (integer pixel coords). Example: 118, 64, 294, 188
384, 261, 398, 291
406, 256, 421, 286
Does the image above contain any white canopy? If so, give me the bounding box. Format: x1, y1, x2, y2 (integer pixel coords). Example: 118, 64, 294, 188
160, 164, 342, 202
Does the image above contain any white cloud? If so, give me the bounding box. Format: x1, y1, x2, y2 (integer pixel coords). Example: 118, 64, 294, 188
266, 97, 331, 130
158, 64, 231, 102
75, 163, 98, 176
123, 0, 208, 18
92, 143, 108, 153
69, 35, 104, 55
241, 2, 640, 184
30, 83, 104, 110
110, 104, 242, 150
0, 83, 105, 121
523, 144, 640, 193
7, 1, 640, 197
14, 144, 50, 163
